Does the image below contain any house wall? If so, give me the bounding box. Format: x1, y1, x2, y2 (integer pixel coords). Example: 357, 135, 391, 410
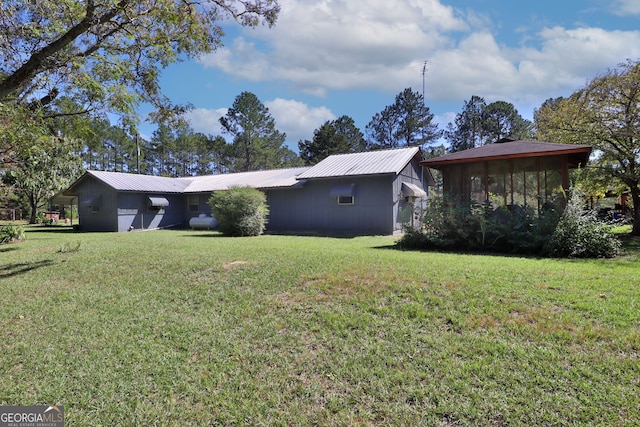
393, 156, 428, 232
117, 193, 186, 232
77, 180, 118, 232
185, 193, 211, 219
182, 160, 429, 235
265, 175, 396, 235
73, 154, 429, 235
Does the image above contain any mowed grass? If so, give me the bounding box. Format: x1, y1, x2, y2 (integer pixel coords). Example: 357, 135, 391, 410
1, 226, 639, 426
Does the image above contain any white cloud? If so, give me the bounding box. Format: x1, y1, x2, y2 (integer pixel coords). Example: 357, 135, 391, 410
427, 26, 640, 109
185, 100, 334, 147
198, 0, 640, 122
200, 0, 466, 94
185, 108, 228, 135
265, 98, 335, 143
612, 0, 640, 15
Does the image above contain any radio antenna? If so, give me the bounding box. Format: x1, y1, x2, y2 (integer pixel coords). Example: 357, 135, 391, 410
422, 60, 428, 104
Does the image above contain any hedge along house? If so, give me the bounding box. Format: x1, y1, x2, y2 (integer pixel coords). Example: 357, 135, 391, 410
57, 147, 431, 234
421, 140, 592, 212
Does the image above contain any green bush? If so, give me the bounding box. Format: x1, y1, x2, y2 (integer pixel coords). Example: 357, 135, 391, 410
544, 191, 621, 258
398, 190, 620, 258
0, 225, 25, 244
409, 195, 560, 254
209, 186, 269, 237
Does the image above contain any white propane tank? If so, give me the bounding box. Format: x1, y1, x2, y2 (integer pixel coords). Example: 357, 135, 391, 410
189, 214, 217, 230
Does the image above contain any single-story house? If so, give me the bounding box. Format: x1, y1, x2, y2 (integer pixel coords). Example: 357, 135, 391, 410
421, 139, 592, 211
56, 147, 432, 235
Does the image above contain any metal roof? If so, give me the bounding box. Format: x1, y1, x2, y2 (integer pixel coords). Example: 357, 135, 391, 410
421, 140, 592, 168
64, 170, 194, 195
183, 167, 310, 193
296, 147, 421, 179
65, 168, 312, 195
63, 148, 423, 196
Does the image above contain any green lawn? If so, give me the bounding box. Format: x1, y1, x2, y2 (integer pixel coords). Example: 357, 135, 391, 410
1, 226, 639, 426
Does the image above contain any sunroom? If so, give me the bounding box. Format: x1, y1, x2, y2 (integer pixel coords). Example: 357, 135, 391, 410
421, 139, 592, 212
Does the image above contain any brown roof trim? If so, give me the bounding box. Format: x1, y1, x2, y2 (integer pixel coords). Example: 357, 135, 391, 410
421, 141, 591, 168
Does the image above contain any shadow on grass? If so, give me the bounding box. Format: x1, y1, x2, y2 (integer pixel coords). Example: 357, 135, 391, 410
181, 231, 225, 238
0, 246, 21, 253
619, 234, 640, 252
0, 259, 55, 279
376, 236, 640, 262
25, 226, 76, 234
372, 243, 543, 259
182, 231, 362, 239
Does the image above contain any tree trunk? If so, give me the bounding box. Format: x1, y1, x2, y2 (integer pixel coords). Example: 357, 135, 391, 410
631, 186, 640, 236
29, 200, 38, 224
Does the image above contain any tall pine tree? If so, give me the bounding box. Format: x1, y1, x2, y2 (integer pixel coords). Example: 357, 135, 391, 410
220, 92, 292, 172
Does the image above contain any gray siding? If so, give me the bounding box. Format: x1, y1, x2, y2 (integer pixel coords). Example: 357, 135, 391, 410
393, 156, 428, 232
77, 180, 118, 232
185, 193, 212, 219
266, 175, 395, 235
69, 151, 429, 234
117, 193, 186, 232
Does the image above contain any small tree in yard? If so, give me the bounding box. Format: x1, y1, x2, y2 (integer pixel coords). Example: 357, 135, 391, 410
209, 186, 269, 237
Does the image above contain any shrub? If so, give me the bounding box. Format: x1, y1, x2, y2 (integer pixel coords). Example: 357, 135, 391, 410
398, 190, 621, 258
396, 229, 430, 250
0, 225, 25, 244
544, 191, 621, 258
209, 186, 269, 237
410, 195, 559, 254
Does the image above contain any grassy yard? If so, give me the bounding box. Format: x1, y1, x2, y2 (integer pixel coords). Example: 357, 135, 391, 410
1, 225, 638, 426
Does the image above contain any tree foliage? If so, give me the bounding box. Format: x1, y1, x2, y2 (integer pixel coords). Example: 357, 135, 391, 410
444, 95, 486, 152
148, 122, 231, 176
220, 91, 296, 172
365, 88, 441, 150
535, 59, 640, 236
0, 1, 281, 211
445, 96, 533, 151
1, 135, 81, 223
298, 115, 365, 165
0, 0, 280, 126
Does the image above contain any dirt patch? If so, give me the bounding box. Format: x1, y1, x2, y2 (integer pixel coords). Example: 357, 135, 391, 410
222, 260, 249, 270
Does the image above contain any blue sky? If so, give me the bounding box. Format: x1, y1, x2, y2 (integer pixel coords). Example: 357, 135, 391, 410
141, 0, 640, 150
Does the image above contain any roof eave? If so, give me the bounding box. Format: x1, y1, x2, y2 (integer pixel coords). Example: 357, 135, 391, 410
421, 147, 592, 169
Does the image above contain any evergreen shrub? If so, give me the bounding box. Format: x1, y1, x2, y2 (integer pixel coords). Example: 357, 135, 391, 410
209, 186, 269, 237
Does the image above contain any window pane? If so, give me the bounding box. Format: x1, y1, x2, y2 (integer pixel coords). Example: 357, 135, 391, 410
539, 156, 563, 204
512, 158, 537, 208
487, 160, 510, 209
467, 162, 485, 203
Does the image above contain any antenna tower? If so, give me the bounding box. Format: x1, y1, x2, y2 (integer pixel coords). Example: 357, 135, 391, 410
422, 60, 428, 104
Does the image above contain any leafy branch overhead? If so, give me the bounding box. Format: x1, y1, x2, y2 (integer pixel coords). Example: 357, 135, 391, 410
0, 0, 280, 122
535, 59, 640, 236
